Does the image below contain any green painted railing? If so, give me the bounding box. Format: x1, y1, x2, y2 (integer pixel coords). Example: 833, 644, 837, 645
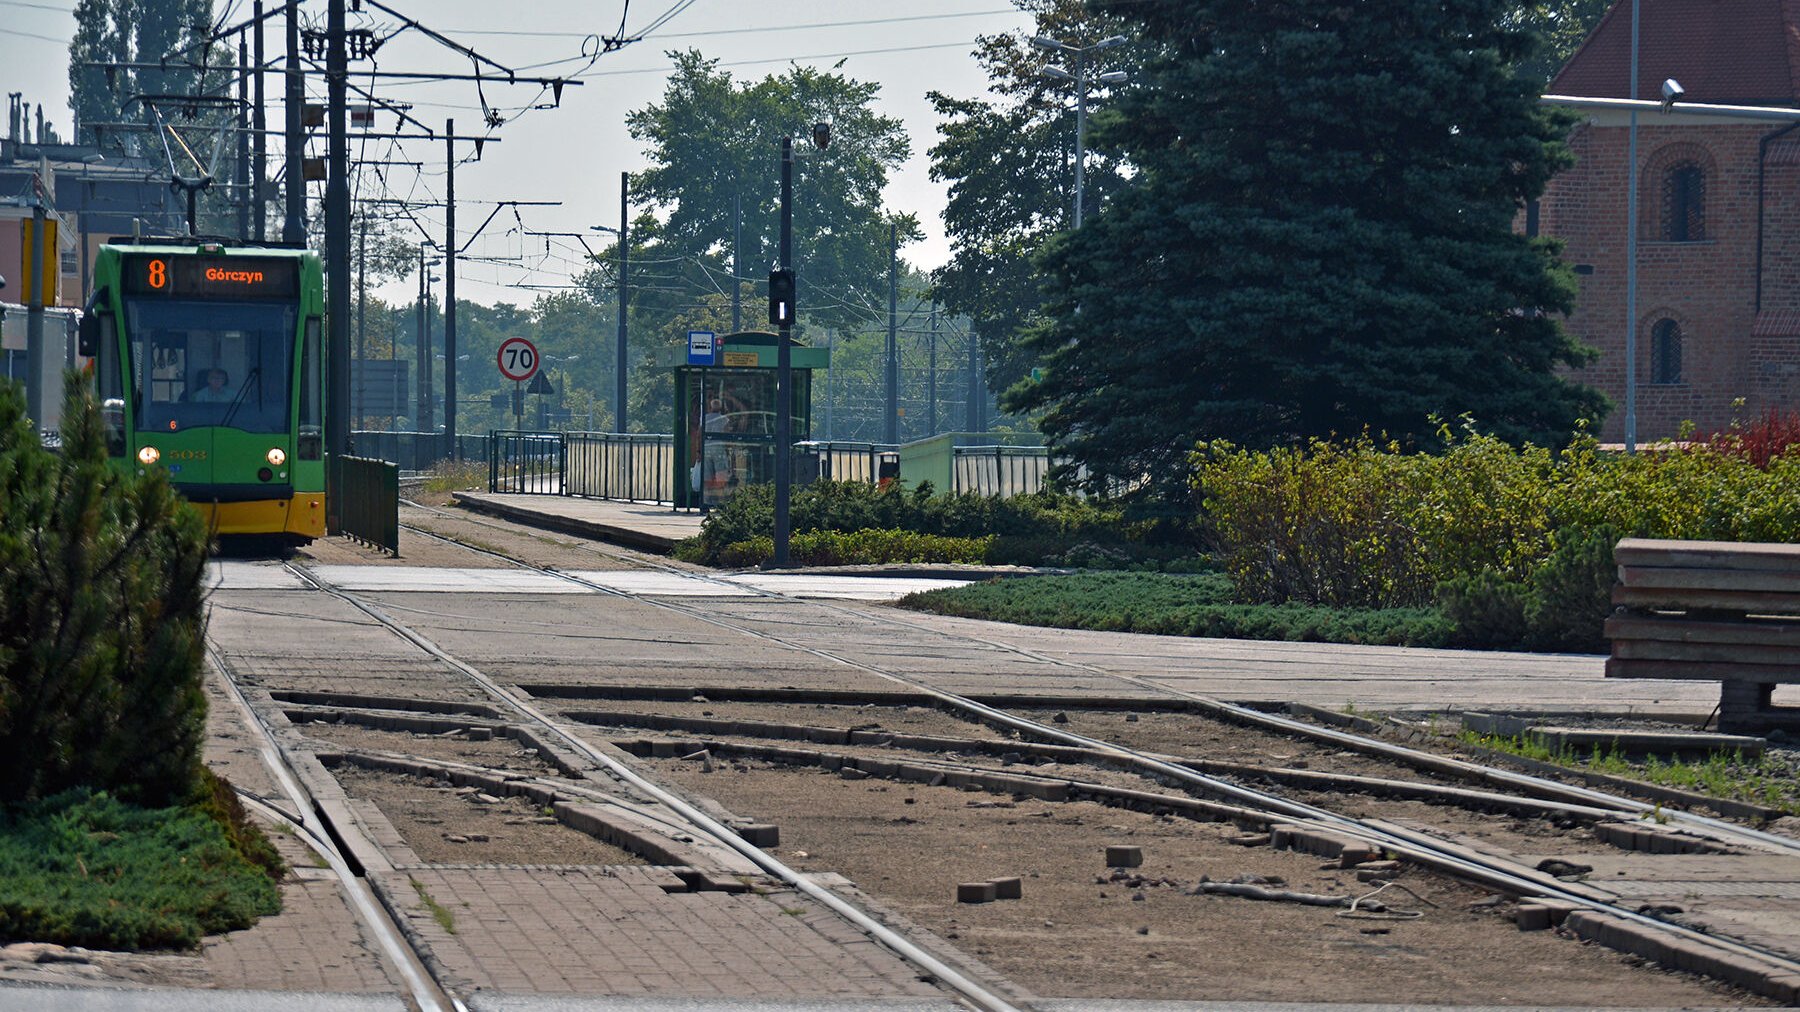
329, 453, 399, 554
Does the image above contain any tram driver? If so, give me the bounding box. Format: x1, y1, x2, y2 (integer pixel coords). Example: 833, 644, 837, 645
190, 367, 234, 403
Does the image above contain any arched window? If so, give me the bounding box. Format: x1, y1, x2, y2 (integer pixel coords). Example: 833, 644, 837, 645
1663, 163, 1705, 242
1651, 318, 1683, 385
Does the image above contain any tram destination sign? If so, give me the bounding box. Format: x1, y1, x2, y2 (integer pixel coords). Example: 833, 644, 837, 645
122, 255, 300, 300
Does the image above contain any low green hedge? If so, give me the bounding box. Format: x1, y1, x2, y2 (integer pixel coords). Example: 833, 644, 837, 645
899, 573, 1453, 647
0, 788, 282, 950
716, 528, 994, 568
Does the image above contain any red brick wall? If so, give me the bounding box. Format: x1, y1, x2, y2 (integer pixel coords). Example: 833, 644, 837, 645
1538, 119, 1800, 440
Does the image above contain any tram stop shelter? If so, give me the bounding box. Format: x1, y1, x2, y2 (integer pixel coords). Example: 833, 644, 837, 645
664, 330, 828, 510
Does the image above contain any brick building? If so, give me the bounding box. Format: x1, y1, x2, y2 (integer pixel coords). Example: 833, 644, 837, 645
1539, 0, 1800, 440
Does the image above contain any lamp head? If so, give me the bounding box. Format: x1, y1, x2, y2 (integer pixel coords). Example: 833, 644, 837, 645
1098, 71, 1129, 85
1030, 35, 1063, 52
1660, 78, 1684, 112
811, 121, 831, 150
1094, 35, 1128, 50
1040, 65, 1074, 83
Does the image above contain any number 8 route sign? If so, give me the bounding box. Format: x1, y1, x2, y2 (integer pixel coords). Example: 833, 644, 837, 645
497, 336, 540, 382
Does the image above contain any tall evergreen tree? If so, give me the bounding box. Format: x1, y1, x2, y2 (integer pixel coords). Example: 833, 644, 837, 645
69, 0, 218, 147
1012, 0, 1607, 500
928, 0, 1133, 394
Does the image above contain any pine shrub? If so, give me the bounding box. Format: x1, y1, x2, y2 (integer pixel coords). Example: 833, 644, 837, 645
0, 374, 212, 806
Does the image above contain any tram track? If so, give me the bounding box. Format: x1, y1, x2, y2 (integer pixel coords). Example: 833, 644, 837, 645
268, 556, 1027, 1012
361, 504, 1800, 1000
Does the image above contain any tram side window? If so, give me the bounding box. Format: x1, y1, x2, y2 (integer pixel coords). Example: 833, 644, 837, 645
95, 314, 125, 456
299, 317, 321, 459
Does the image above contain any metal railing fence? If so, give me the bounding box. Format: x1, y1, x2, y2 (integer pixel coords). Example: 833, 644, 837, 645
796, 440, 900, 485
564, 432, 675, 504
488, 430, 565, 494
329, 453, 399, 554
953, 445, 1054, 497
350, 430, 489, 472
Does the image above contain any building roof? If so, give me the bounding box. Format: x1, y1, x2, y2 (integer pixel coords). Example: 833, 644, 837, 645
1550, 0, 1800, 106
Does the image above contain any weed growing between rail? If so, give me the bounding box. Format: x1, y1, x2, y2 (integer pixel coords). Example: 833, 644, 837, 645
422, 457, 488, 494
1457, 731, 1800, 816
0, 789, 281, 950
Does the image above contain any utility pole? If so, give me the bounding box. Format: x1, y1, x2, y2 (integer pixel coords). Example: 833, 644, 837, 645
236, 32, 250, 239
252, 1, 266, 240
444, 117, 458, 460
774, 136, 794, 567
356, 214, 366, 430
325, 0, 351, 468
927, 305, 937, 438
885, 222, 898, 445
966, 331, 982, 433
615, 170, 627, 434
417, 248, 434, 432
24, 197, 47, 428
282, 0, 304, 243
731, 192, 741, 333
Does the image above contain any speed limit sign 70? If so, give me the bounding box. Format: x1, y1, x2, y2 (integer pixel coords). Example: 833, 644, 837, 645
497, 337, 540, 382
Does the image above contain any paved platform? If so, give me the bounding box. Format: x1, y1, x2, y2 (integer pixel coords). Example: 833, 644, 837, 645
209, 562, 971, 601
453, 492, 701, 551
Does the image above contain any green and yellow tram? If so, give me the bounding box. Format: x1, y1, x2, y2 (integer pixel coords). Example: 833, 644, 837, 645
81, 240, 326, 542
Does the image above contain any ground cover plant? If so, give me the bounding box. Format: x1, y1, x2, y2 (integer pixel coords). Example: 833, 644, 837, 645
0, 787, 282, 950
898, 572, 1453, 647
0, 376, 284, 949
1459, 731, 1800, 816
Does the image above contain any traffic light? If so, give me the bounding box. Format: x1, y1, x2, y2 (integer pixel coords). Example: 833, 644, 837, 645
768, 269, 796, 327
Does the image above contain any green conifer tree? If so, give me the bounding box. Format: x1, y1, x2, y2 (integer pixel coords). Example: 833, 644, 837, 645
0, 374, 210, 805
1011, 0, 1607, 500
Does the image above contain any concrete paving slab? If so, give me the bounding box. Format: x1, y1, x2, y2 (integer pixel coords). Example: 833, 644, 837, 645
723, 574, 972, 601
0, 989, 404, 1011
306, 566, 593, 595
208, 561, 310, 591
469, 998, 961, 1011
455, 492, 702, 552
564, 570, 757, 597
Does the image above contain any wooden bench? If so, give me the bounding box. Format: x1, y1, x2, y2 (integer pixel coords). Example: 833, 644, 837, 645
1605, 537, 1800, 734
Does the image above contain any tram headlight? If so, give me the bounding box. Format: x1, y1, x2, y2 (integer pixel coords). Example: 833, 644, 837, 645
137, 446, 160, 465
266, 447, 287, 466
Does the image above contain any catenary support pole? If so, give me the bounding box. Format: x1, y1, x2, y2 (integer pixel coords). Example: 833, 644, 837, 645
774, 137, 793, 567
236, 33, 250, 240
928, 305, 937, 437
25, 199, 46, 428
356, 214, 366, 430
444, 119, 458, 460
282, 0, 304, 243
731, 192, 741, 333
1623, 0, 1640, 453
967, 329, 982, 433
253, 1, 267, 241
325, 0, 351, 467
615, 170, 627, 434
885, 222, 898, 444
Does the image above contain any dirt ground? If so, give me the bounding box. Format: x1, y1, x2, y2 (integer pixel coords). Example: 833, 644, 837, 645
334, 765, 645, 867
646, 755, 1766, 1007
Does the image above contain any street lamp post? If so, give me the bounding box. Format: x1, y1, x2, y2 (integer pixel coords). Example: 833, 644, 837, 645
1034, 34, 1128, 228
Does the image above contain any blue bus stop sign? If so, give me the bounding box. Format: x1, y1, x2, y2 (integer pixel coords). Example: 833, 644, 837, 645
687, 330, 718, 366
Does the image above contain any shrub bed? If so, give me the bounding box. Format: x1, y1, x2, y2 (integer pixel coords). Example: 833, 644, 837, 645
715, 528, 994, 568
0, 788, 281, 950
899, 573, 1453, 647
674, 480, 1191, 568
1194, 424, 1800, 650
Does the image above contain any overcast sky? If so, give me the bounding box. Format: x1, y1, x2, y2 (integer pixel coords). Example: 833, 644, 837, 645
0, 0, 1036, 306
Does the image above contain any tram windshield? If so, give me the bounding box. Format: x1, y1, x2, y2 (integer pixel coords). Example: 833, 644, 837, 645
124, 298, 296, 434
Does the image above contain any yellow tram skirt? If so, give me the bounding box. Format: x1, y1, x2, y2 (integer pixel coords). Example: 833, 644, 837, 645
190, 493, 326, 539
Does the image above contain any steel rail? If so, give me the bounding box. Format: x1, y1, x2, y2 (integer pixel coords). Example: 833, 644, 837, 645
279, 560, 1022, 1012
373, 514, 1800, 978
204, 645, 466, 1012
398, 501, 1800, 852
